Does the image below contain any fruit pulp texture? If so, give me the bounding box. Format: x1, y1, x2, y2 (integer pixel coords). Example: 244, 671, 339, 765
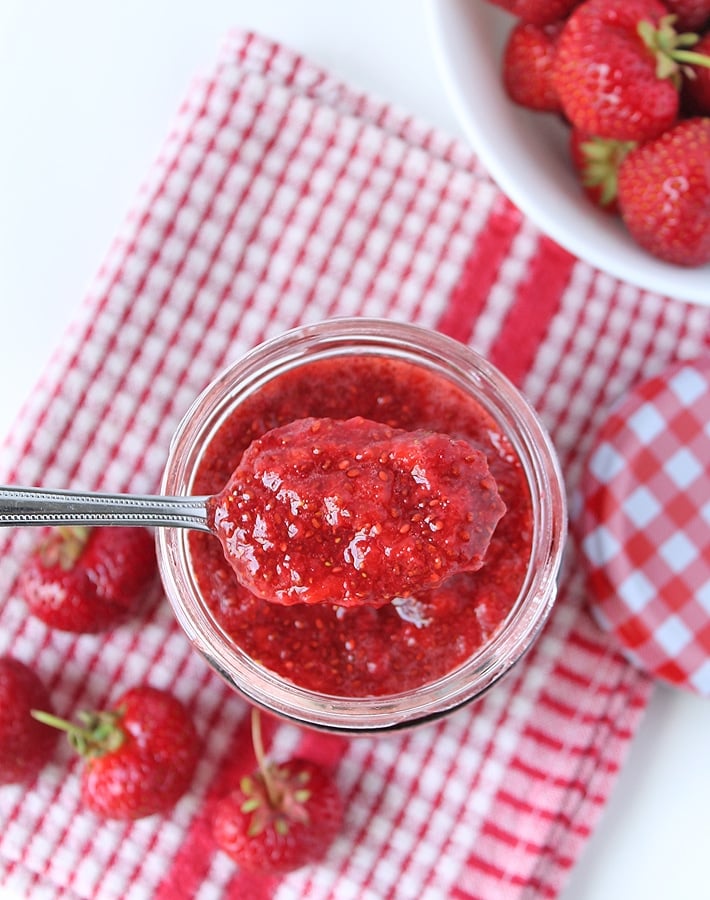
209, 416, 506, 608
189, 355, 533, 697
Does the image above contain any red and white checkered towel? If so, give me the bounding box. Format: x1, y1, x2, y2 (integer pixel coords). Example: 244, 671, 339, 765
1, 29, 709, 900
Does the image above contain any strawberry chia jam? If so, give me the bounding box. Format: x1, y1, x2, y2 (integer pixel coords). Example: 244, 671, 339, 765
208, 416, 506, 608
188, 354, 533, 697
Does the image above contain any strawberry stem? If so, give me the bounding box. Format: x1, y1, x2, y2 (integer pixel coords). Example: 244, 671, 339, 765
637, 16, 710, 83
671, 50, 710, 68
251, 707, 279, 807
579, 137, 636, 206
32, 707, 125, 757
239, 708, 315, 838
39, 525, 91, 570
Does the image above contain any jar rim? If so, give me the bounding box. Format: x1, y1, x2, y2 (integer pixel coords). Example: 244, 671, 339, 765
157, 318, 567, 733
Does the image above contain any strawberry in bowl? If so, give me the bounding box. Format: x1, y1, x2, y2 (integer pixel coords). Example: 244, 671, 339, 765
617, 117, 710, 265
428, 0, 710, 299
510, 0, 710, 265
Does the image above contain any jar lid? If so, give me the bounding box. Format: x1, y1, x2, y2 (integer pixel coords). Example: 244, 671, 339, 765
579, 358, 710, 696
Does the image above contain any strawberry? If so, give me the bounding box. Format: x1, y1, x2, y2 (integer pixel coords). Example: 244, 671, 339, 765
661, 0, 710, 31
554, 0, 710, 140
484, 0, 582, 26
684, 32, 710, 113
0, 657, 57, 783
34, 685, 200, 819
19, 525, 157, 632
569, 129, 637, 211
212, 709, 343, 874
503, 21, 565, 112
617, 117, 710, 265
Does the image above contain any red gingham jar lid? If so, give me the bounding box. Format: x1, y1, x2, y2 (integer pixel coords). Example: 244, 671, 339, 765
579, 358, 710, 696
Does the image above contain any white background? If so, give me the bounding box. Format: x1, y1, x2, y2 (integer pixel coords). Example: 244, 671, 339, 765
0, 2, 708, 898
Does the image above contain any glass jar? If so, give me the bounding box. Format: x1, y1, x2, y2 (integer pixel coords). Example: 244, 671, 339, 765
157, 318, 567, 733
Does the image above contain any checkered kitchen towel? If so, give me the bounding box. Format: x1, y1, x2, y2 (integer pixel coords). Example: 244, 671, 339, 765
2, 29, 710, 900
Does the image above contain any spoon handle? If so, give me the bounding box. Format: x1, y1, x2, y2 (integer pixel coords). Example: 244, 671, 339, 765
0, 485, 212, 532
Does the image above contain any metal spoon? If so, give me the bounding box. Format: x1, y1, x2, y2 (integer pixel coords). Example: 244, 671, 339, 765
0, 485, 211, 531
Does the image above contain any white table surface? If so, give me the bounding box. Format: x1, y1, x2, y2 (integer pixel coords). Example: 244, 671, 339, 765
0, 3, 708, 899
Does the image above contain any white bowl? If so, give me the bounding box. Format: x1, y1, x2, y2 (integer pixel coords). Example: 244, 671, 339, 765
427, 0, 710, 306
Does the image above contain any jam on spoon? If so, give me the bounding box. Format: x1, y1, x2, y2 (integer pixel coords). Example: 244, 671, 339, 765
208, 416, 506, 608
0, 418, 505, 612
